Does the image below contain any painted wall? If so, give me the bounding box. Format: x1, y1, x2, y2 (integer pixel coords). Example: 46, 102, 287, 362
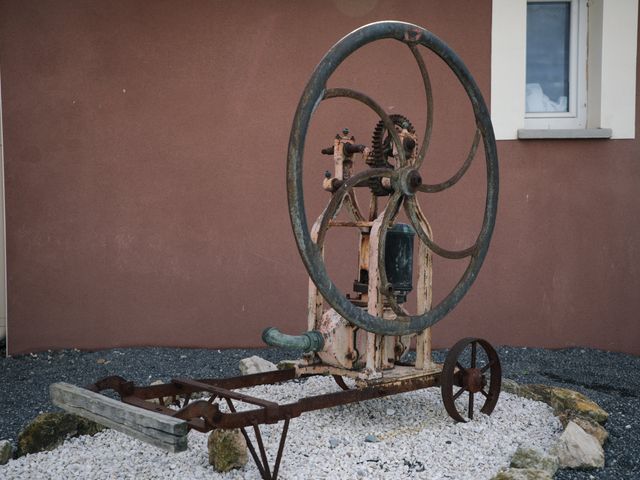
0, 1, 638, 355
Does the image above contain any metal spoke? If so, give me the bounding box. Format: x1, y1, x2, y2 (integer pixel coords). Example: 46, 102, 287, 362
456, 361, 465, 372
471, 341, 477, 368
453, 388, 465, 401
405, 196, 478, 259
407, 43, 433, 168
468, 392, 474, 420
419, 129, 480, 192
481, 361, 494, 374
480, 389, 488, 398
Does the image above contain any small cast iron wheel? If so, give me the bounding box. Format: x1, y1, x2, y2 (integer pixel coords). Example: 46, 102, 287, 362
440, 337, 501, 422
288, 21, 499, 336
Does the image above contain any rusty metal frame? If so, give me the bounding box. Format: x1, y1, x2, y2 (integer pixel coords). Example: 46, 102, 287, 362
79, 346, 500, 479
85, 369, 440, 479
87, 369, 439, 431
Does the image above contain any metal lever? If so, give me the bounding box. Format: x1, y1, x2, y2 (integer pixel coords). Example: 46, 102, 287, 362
344, 143, 365, 155
321, 144, 365, 156
321, 146, 334, 155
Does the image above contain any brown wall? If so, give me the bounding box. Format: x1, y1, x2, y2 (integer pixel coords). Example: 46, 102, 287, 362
1, 1, 638, 355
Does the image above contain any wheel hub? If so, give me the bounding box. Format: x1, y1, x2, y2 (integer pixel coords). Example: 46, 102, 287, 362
463, 367, 484, 393
393, 167, 422, 196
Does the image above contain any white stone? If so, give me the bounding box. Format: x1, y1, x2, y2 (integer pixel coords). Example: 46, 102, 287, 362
0, 380, 562, 479
551, 421, 604, 469
238, 355, 276, 375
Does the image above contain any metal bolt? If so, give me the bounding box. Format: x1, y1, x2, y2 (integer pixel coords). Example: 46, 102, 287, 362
324, 171, 332, 178
408, 170, 422, 190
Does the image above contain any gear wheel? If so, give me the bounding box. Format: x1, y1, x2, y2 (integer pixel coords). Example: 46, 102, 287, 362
367, 114, 416, 196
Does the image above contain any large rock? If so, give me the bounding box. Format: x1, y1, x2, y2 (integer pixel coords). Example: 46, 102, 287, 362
75, 416, 105, 436
0, 440, 12, 465
239, 356, 276, 375
492, 468, 553, 480
510, 447, 559, 476
558, 413, 608, 445
208, 429, 248, 472
17, 412, 105, 457
517, 384, 608, 424
551, 421, 604, 469
501, 378, 522, 396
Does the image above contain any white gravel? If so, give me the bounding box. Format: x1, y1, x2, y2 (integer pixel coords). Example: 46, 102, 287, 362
0, 376, 562, 479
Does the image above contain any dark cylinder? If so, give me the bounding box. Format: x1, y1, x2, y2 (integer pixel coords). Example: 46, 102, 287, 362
343, 143, 366, 155
385, 223, 415, 303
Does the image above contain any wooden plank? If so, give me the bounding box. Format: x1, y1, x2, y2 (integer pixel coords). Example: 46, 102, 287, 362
327, 220, 373, 227
414, 200, 434, 371
367, 214, 384, 371
366, 364, 442, 385
50, 382, 188, 453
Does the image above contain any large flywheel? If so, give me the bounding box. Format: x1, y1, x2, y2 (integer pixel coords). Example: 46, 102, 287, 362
287, 21, 499, 337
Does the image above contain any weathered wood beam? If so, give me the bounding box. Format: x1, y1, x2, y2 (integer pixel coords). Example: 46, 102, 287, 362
50, 382, 188, 453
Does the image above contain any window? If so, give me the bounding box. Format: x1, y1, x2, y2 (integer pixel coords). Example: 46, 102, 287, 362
490, 0, 638, 140
525, 0, 587, 129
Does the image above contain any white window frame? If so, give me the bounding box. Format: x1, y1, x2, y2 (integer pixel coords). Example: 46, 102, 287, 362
491, 0, 639, 140
524, 0, 588, 130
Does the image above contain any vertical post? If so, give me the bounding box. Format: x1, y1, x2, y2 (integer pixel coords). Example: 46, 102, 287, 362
366, 213, 385, 372
415, 220, 434, 370
307, 217, 325, 333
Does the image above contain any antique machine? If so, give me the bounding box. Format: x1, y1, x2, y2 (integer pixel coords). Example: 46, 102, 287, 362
51, 21, 501, 480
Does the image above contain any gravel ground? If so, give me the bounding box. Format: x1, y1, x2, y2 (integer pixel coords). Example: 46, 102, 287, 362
0, 341, 638, 479
0, 377, 561, 479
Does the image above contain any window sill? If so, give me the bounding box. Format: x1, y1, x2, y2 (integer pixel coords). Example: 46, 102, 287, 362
517, 128, 613, 139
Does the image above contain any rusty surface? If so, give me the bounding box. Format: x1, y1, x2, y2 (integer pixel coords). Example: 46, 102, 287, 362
440, 337, 502, 422
88, 368, 440, 431
332, 375, 351, 391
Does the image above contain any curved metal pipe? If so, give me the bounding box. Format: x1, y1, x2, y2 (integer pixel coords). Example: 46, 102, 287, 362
262, 327, 324, 352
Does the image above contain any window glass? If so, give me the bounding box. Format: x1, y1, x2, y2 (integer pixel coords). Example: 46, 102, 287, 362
526, 2, 571, 113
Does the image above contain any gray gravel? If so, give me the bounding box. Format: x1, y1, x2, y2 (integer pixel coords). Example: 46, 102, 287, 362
1, 340, 638, 479
0, 378, 561, 479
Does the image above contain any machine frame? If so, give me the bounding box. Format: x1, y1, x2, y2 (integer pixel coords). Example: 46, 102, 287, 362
51, 21, 502, 480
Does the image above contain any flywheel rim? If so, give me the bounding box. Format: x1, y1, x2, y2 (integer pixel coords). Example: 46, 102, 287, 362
287, 21, 498, 336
